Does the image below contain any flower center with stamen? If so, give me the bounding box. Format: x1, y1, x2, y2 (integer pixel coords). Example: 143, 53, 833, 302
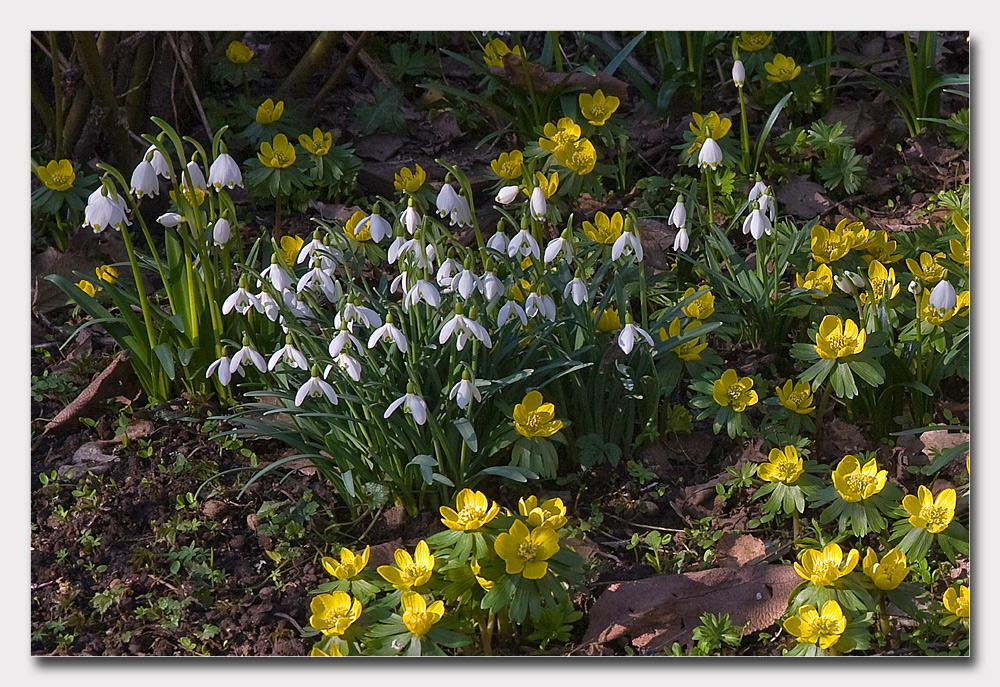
827, 333, 852, 352
845, 472, 875, 494
921, 504, 951, 530
727, 384, 745, 401
812, 617, 840, 637
518, 541, 538, 562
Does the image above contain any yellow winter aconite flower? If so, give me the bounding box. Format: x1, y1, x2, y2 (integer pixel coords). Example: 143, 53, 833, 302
440, 489, 500, 531
680, 287, 715, 319
513, 390, 564, 439
739, 31, 773, 52
862, 230, 902, 264
949, 236, 969, 267
902, 485, 956, 534
952, 214, 969, 238
687, 111, 732, 154
835, 219, 870, 250
832, 455, 888, 502
794, 542, 860, 587
660, 317, 708, 361
534, 171, 559, 198
343, 209, 371, 242
36, 159, 76, 191
96, 265, 118, 284
594, 307, 621, 333
765, 54, 801, 83
865, 260, 900, 302
483, 37, 524, 68
509, 277, 532, 302
377, 540, 435, 590
494, 519, 560, 579
941, 585, 969, 626
321, 546, 370, 581
814, 315, 866, 360
906, 252, 947, 286
758, 445, 804, 484
795, 264, 833, 298
75, 279, 96, 297
917, 289, 969, 326
310, 644, 344, 656
400, 591, 445, 637
712, 369, 758, 413
394, 163, 425, 193
539, 117, 582, 154
583, 211, 624, 244
554, 137, 597, 175
776, 380, 815, 414
783, 600, 847, 649
258, 133, 296, 169
470, 559, 494, 591
862, 548, 909, 591
579, 89, 621, 126
298, 128, 332, 156
226, 40, 253, 65
490, 150, 523, 179
280, 235, 305, 266
255, 98, 284, 124
809, 224, 851, 264
309, 591, 362, 636
518, 495, 568, 529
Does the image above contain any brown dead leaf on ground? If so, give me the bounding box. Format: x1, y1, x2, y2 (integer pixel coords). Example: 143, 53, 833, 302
492, 54, 629, 102
776, 175, 831, 219
578, 564, 800, 654
40, 351, 135, 436
919, 429, 969, 458
715, 533, 766, 568
818, 418, 870, 461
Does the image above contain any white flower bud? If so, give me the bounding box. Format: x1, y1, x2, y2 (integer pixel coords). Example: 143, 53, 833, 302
732, 60, 745, 88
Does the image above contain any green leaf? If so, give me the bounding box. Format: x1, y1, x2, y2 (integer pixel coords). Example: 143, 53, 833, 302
454, 417, 478, 453
478, 465, 538, 483
153, 343, 176, 381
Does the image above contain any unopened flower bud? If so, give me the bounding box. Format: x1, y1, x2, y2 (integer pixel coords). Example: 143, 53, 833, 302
732, 60, 745, 88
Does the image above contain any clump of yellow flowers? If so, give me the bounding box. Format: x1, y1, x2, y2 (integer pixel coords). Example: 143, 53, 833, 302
814, 315, 866, 359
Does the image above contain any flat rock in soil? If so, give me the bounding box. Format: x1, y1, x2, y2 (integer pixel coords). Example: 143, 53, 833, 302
57, 441, 119, 479
776, 175, 831, 220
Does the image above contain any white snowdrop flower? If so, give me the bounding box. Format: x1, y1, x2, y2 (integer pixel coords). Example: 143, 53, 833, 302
336, 301, 382, 331
208, 152, 243, 190
400, 204, 421, 235
328, 327, 365, 358
452, 266, 482, 300
449, 375, 482, 410
436, 183, 462, 218
508, 228, 540, 260
748, 180, 768, 203
698, 138, 723, 170
259, 291, 281, 321
482, 271, 503, 303
530, 186, 547, 219
612, 228, 644, 262
157, 212, 183, 227
440, 312, 493, 350
206, 355, 232, 386
130, 160, 159, 198
230, 342, 267, 375
358, 211, 391, 243
384, 392, 428, 425
487, 230, 509, 254
297, 236, 340, 268
213, 219, 231, 247
908, 280, 922, 295
742, 206, 772, 240
525, 292, 556, 321
295, 375, 339, 406
847, 271, 865, 288
497, 299, 528, 327
222, 286, 263, 315
732, 60, 745, 88
564, 277, 588, 306
331, 352, 362, 382
668, 198, 686, 229
928, 280, 957, 314
834, 275, 854, 295
436, 258, 460, 290
544, 236, 572, 264
673, 227, 690, 253
184, 160, 207, 192
368, 316, 408, 354
759, 188, 776, 223
390, 270, 413, 295
260, 258, 293, 293
617, 318, 654, 355
297, 261, 339, 301
145, 144, 171, 179
282, 290, 314, 320
268, 340, 308, 371
403, 280, 441, 310
387, 236, 407, 264
495, 185, 520, 205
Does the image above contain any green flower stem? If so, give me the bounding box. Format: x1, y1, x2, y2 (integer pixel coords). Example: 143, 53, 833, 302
792, 510, 800, 541
704, 169, 715, 226
738, 86, 750, 174
118, 222, 166, 398
815, 382, 834, 439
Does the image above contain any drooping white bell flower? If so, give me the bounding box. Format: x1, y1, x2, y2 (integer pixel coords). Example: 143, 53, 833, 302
384, 391, 428, 425
617, 316, 654, 355
84, 188, 130, 233
732, 60, 745, 88
157, 212, 183, 227
335, 300, 382, 331
268, 339, 309, 371
564, 277, 588, 306
206, 354, 232, 386
436, 183, 461, 218
525, 291, 556, 321
222, 285, 263, 315
440, 311, 492, 351
230, 341, 267, 375
612, 228, 644, 262
213, 219, 231, 247
834, 275, 854, 295
368, 315, 408, 354
184, 160, 208, 192
282, 289, 314, 321
508, 228, 540, 260
258, 291, 281, 321
497, 299, 528, 327
452, 266, 482, 300
848, 271, 865, 288
208, 152, 243, 190
436, 258, 460, 290
698, 138, 723, 170
451, 195, 473, 227
130, 160, 159, 199
390, 270, 413, 296
668, 199, 687, 230
481, 271, 503, 303
748, 180, 768, 203
358, 210, 391, 243
742, 206, 772, 240
145, 144, 171, 179
329, 327, 365, 358
294, 374, 339, 406
673, 227, 690, 253
928, 280, 957, 314
327, 352, 362, 383
449, 374, 482, 410
297, 260, 339, 301
260, 257, 293, 293
495, 185, 519, 205
544, 236, 573, 265
487, 230, 509, 254
400, 203, 421, 235
387, 236, 407, 264
908, 280, 922, 295
403, 280, 441, 310
530, 186, 547, 219
297, 236, 340, 268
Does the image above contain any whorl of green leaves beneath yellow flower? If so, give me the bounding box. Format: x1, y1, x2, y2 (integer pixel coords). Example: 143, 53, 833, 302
75, 279, 95, 297
782, 600, 847, 649
258, 134, 296, 169
394, 163, 426, 193
758, 446, 803, 484
794, 543, 859, 587
738, 31, 773, 52
712, 369, 758, 413
490, 150, 523, 179
309, 591, 362, 636
255, 98, 284, 124
226, 41, 253, 65
941, 585, 969, 626
765, 54, 801, 83
513, 390, 563, 439
814, 315, 866, 360
862, 547, 909, 591
377, 540, 435, 590
582, 211, 624, 245
902, 485, 956, 534
440, 488, 500, 531
776, 380, 815, 414
343, 210, 371, 242
400, 591, 445, 637
322, 545, 370, 581
494, 519, 560, 579
579, 89, 620, 127
660, 317, 708, 361
795, 264, 833, 298
518, 495, 568, 529
832, 455, 888, 503
483, 37, 524, 68
680, 287, 715, 319
279, 235, 304, 267
298, 128, 332, 156
594, 307, 621, 333
37, 159, 76, 191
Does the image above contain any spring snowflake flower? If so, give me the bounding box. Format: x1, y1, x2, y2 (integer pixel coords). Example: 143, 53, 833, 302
530, 186, 547, 219
698, 137, 723, 170
394, 163, 426, 193
783, 600, 846, 650
617, 315, 654, 354
862, 548, 909, 591
322, 546, 370, 581
84, 188, 129, 233
712, 369, 758, 412
157, 212, 182, 227
758, 446, 804, 484
309, 591, 361, 637
564, 277, 588, 306
776, 380, 816, 414
495, 186, 520, 205
130, 160, 159, 198
814, 315, 866, 360
513, 391, 563, 439
927, 280, 957, 315
208, 152, 243, 190
377, 540, 434, 590
832, 455, 888, 502
440, 311, 492, 350
384, 391, 428, 425
144, 145, 171, 179
794, 543, 859, 587
941, 585, 969, 626
508, 228, 541, 260
222, 285, 263, 315
668, 198, 687, 229
765, 53, 801, 83
295, 373, 339, 406
368, 315, 408, 354
436, 183, 471, 226
37, 159, 75, 191
579, 89, 620, 126
205, 354, 232, 386
902, 485, 956, 534
494, 520, 560, 579
582, 211, 624, 245
400, 592, 445, 637
440, 488, 499, 531
230, 341, 267, 376
212, 219, 232, 247
732, 60, 745, 88
268, 339, 308, 371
